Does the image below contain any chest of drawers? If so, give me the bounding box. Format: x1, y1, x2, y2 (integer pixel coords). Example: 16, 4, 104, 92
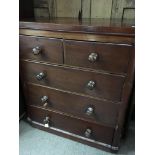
19, 18, 135, 152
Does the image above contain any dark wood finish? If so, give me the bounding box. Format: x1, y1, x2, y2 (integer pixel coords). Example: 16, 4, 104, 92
30, 122, 117, 152
64, 40, 132, 74
19, 17, 135, 152
26, 83, 120, 127
19, 35, 63, 64
20, 18, 135, 36
20, 60, 125, 102
27, 105, 115, 144
19, 29, 134, 44
112, 46, 135, 148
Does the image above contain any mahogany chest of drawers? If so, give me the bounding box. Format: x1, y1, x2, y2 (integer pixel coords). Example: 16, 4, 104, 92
19, 18, 135, 152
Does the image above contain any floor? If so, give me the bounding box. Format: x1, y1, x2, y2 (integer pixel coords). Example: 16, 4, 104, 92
19, 120, 135, 155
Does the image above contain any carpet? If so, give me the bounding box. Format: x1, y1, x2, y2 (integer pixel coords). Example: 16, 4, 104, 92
19, 120, 134, 155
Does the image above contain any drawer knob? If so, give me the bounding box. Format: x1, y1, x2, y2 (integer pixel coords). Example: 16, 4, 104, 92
88, 53, 98, 62
87, 80, 96, 90
43, 116, 50, 128
36, 72, 46, 80
32, 46, 41, 55
85, 107, 94, 116
41, 96, 48, 102
84, 128, 92, 138
41, 96, 48, 107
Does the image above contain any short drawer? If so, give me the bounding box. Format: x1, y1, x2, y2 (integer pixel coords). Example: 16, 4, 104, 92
26, 83, 120, 126
21, 61, 125, 102
27, 106, 115, 144
19, 35, 63, 64
64, 40, 132, 74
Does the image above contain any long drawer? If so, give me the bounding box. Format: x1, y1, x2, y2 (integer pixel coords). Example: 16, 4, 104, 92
20, 61, 125, 102
26, 83, 120, 126
27, 106, 115, 144
19, 35, 63, 64
64, 40, 132, 74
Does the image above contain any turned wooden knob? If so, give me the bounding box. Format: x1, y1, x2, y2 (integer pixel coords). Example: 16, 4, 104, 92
43, 116, 50, 128
36, 72, 46, 80
88, 53, 98, 62
32, 46, 41, 55
41, 96, 48, 107
85, 107, 94, 116
87, 80, 96, 90
84, 128, 92, 138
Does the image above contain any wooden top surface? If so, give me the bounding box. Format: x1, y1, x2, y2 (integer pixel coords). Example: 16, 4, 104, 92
20, 18, 135, 36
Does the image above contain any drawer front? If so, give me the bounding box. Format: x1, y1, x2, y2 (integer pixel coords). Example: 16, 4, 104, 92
19, 35, 63, 64
27, 106, 115, 144
21, 61, 125, 102
64, 40, 132, 74
26, 83, 120, 126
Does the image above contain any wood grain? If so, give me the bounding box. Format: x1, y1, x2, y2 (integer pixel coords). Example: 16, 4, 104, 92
64, 40, 132, 74
91, 0, 112, 18
19, 35, 63, 64
19, 18, 135, 36
34, 8, 49, 19
112, 46, 135, 148
19, 15, 135, 152
27, 105, 115, 144
26, 83, 120, 127
111, 0, 135, 19
56, 0, 81, 18
32, 0, 134, 20
20, 60, 125, 102
20, 29, 134, 44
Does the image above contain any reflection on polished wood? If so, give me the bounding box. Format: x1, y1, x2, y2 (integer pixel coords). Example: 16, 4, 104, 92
20, 29, 134, 44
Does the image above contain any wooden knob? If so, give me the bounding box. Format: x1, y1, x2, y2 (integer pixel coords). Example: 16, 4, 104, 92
41, 96, 48, 107
32, 46, 41, 55
85, 107, 94, 116
87, 80, 96, 90
88, 53, 98, 62
84, 128, 92, 138
36, 72, 46, 80
43, 116, 50, 128
41, 96, 48, 102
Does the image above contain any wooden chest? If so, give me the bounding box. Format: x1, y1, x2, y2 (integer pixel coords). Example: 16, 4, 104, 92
19, 18, 135, 152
